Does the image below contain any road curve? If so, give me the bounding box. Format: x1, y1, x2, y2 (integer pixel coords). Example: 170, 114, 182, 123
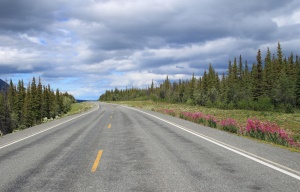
0, 102, 299, 191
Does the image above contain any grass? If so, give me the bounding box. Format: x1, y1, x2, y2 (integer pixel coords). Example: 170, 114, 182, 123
64, 102, 94, 116
108, 100, 300, 150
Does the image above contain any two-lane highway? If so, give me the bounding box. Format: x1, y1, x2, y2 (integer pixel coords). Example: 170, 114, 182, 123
0, 102, 300, 191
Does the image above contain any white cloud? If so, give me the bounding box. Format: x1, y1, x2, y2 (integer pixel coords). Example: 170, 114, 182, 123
0, 47, 38, 64
57, 29, 71, 35
19, 34, 45, 45
272, 10, 300, 27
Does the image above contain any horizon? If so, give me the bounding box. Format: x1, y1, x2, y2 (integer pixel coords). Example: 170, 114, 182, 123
1, 1, 300, 100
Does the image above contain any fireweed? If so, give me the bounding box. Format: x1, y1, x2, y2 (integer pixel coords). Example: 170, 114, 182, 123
206, 114, 217, 128
162, 109, 299, 148
179, 111, 217, 127
219, 118, 238, 133
164, 109, 176, 117
245, 118, 297, 147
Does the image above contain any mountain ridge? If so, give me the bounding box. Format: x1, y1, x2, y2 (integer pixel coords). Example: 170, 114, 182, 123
0, 79, 9, 91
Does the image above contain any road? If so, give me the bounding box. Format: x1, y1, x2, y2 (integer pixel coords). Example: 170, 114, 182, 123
0, 102, 299, 191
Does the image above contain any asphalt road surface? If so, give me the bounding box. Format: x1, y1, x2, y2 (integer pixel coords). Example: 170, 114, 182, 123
0, 102, 300, 191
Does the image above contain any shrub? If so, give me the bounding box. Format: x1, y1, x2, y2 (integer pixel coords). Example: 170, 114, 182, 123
237, 99, 250, 110
256, 97, 274, 111
186, 98, 195, 106
284, 103, 294, 113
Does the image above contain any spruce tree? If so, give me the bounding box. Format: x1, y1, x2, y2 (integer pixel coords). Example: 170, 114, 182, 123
287, 52, 295, 79
186, 73, 196, 101
0, 88, 12, 134
219, 72, 227, 103
238, 55, 243, 80
36, 77, 43, 122
31, 77, 38, 124
264, 47, 273, 96
277, 42, 283, 66
16, 80, 26, 124
296, 69, 300, 108
0, 93, 4, 135
252, 49, 264, 100
207, 64, 217, 89
23, 83, 34, 127
232, 57, 238, 82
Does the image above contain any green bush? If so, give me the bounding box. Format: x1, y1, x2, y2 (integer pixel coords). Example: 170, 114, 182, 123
285, 104, 294, 113
256, 97, 274, 111
237, 99, 252, 110
186, 98, 195, 106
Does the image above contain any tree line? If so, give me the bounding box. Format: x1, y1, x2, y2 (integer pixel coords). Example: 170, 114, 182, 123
99, 42, 300, 113
0, 77, 76, 135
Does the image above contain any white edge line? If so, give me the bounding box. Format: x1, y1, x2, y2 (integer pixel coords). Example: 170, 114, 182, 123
0, 104, 99, 150
124, 105, 300, 181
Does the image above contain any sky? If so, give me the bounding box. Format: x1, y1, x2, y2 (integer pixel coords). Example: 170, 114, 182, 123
1, 0, 300, 100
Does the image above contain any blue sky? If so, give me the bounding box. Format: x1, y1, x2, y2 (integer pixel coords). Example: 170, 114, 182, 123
1, 0, 300, 100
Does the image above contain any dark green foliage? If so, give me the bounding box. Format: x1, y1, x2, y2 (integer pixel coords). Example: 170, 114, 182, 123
296, 69, 300, 108
252, 49, 264, 100
0, 77, 76, 135
0, 89, 12, 135
99, 43, 300, 113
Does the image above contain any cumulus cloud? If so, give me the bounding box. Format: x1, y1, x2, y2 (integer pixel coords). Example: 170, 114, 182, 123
0, 0, 300, 99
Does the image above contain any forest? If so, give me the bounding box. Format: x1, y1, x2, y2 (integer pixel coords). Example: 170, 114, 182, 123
99, 42, 300, 113
0, 77, 76, 135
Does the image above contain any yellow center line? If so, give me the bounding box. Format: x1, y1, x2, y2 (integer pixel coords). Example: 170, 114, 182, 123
91, 150, 103, 173
108, 123, 111, 129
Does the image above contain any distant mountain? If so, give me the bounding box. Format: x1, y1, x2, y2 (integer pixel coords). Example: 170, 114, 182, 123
0, 79, 9, 91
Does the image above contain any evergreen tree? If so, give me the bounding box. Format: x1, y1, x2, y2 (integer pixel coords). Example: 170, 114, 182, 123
238, 55, 243, 80
8, 80, 16, 113
201, 70, 208, 93
264, 47, 273, 96
0, 93, 4, 135
36, 77, 43, 122
8, 80, 18, 129
287, 52, 295, 79
277, 42, 283, 65
56, 88, 63, 115
275, 42, 283, 75
219, 73, 227, 103
31, 77, 38, 124
23, 83, 34, 127
16, 80, 26, 124
252, 49, 264, 100
150, 80, 154, 94
296, 69, 300, 108
232, 57, 238, 82
184, 73, 196, 102
0, 88, 12, 134
207, 64, 217, 89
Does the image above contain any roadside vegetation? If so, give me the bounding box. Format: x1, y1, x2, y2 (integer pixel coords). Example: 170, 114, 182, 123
112, 100, 300, 150
0, 77, 76, 136
64, 102, 94, 116
100, 43, 300, 150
